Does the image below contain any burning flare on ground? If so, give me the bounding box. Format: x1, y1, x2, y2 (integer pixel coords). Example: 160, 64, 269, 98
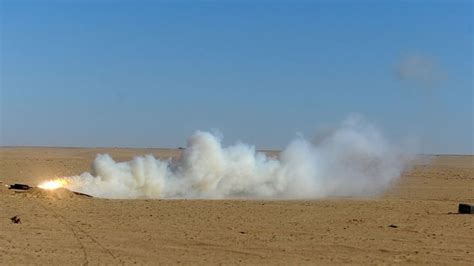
38, 178, 69, 190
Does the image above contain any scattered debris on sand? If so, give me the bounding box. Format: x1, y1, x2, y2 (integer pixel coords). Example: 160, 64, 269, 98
10, 216, 21, 224
23, 187, 93, 199
458, 203, 474, 214
8, 184, 32, 190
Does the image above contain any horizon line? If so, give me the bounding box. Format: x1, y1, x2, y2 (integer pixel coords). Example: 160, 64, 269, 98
0, 145, 472, 156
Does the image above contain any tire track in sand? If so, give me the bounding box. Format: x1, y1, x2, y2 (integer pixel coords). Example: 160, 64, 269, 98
36, 200, 123, 265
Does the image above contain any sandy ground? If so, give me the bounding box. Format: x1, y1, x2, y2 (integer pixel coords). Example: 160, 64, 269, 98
0, 148, 473, 265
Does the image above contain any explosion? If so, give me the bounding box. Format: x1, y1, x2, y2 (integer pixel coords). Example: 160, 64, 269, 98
61, 116, 410, 199
38, 178, 69, 190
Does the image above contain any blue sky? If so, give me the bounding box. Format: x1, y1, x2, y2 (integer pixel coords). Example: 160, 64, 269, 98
1, 1, 472, 154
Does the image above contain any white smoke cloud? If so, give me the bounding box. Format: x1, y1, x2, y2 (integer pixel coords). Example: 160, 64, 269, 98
62, 115, 410, 199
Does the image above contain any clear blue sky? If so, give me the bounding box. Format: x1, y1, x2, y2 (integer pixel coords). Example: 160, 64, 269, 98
1, 1, 472, 154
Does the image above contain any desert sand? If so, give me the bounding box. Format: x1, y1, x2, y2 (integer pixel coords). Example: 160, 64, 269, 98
0, 147, 473, 265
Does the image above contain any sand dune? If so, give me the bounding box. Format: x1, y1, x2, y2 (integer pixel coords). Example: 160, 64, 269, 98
1, 148, 473, 264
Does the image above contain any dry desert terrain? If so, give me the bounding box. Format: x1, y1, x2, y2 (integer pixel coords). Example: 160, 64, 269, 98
0, 148, 473, 265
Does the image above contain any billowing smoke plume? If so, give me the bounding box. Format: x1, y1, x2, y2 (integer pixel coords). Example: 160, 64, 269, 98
62, 115, 409, 199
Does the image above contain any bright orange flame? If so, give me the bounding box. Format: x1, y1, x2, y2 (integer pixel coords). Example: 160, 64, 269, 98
38, 178, 68, 190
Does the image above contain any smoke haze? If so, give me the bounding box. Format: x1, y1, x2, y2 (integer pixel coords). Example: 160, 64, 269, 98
395, 54, 448, 88
62, 115, 410, 199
